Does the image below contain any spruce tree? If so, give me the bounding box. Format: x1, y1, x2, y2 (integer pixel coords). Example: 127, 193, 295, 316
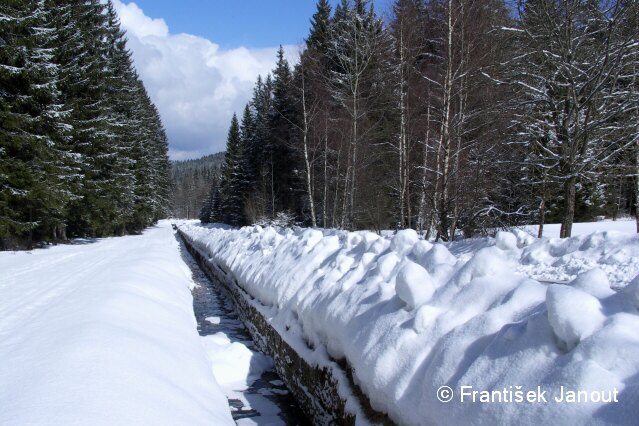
307, 0, 332, 54
268, 46, 299, 216
248, 74, 274, 218
209, 187, 223, 223
328, 0, 388, 228
1, 0, 170, 247
0, 0, 75, 246
199, 186, 214, 224
240, 104, 256, 189
219, 114, 247, 226
52, 0, 117, 236
103, 0, 140, 232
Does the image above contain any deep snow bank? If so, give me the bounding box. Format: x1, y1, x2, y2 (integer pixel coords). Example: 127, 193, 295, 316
0, 222, 234, 426
180, 223, 639, 426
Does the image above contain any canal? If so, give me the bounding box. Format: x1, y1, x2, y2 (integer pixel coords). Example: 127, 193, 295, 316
179, 238, 311, 426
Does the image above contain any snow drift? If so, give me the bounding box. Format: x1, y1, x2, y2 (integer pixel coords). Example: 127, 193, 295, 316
180, 223, 639, 426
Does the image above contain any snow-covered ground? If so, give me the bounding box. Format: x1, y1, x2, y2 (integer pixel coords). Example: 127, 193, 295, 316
520, 218, 636, 238
180, 221, 639, 426
0, 222, 235, 426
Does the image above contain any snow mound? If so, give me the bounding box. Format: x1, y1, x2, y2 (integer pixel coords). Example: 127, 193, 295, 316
495, 230, 518, 250
391, 229, 419, 255
546, 285, 606, 351
626, 275, 639, 309
201, 333, 273, 388
570, 268, 615, 299
422, 244, 456, 270
180, 223, 639, 426
396, 261, 435, 310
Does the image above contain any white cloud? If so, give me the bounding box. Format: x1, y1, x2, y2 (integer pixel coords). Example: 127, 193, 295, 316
113, 1, 299, 160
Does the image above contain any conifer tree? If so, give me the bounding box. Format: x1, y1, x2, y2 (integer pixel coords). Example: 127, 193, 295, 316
328, 0, 389, 228
1, 0, 170, 248
249, 74, 274, 219
0, 0, 75, 246
219, 114, 247, 226
268, 46, 298, 215
240, 104, 256, 188
52, 0, 117, 236
307, 0, 332, 55
209, 187, 223, 223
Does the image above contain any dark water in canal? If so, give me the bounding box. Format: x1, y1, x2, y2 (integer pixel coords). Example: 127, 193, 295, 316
177, 237, 310, 426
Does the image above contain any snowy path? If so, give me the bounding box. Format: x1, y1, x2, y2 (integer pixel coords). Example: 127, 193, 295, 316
0, 222, 234, 426
179, 239, 309, 425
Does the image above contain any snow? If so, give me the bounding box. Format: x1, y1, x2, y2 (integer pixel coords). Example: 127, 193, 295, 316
546, 284, 606, 351
0, 221, 234, 426
522, 218, 636, 238
395, 261, 435, 310
626, 276, 639, 309
495, 230, 519, 250
570, 268, 615, 299
518, 229, 639, 286
205, 316, 222, 324
201, 332, 273, 389
180, 221, 639, 426
200, 331, 285, 426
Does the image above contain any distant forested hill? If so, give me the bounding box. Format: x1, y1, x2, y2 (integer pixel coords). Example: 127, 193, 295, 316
170, 153, 224, 218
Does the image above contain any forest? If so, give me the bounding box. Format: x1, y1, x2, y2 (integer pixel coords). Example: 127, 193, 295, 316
170, 153, 223, 219
0, 0, 171, 249
201, 0, 639, 240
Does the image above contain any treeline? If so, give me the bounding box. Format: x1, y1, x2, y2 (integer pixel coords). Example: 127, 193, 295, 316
171, 153, 223, 219
202, 0, 638, 239
0, 0, 171, 249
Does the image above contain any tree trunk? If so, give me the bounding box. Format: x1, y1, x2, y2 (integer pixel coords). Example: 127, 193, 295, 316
28, 207, 33, 250
270, 160, 275, 218
436, 0, 455, 242
349, 87, 358, 229
341, 142, 351, 229
303, 131, 316, 227
300, 72, 316, 227
560, 176, 577, 238
636, 155, 639, 233
538, 197, 545, 239
398, 24, 407, 229
417, 105, 431, 235
332, 139, 342, 228
323, 120, 328, 229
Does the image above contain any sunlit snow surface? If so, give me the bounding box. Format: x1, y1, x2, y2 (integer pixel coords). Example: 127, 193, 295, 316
0, 222, 234, 426
181, 220, 639, 426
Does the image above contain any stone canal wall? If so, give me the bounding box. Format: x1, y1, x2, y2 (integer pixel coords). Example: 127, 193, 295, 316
178, 230, 393, 426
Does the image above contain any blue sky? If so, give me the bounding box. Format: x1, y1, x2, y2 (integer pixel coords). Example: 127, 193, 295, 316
124, 1, 394, 49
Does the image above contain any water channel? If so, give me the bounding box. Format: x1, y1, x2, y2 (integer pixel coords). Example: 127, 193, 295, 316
178, 238, 311, 426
